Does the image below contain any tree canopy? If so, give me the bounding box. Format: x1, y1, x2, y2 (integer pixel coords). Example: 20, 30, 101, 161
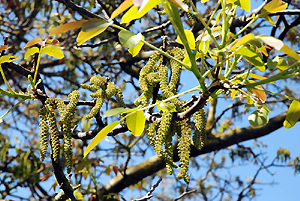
0, 0, 300, 200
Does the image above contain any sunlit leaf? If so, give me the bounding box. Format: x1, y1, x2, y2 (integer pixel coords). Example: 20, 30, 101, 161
251, 85, 267, 103
0, 45, 10, 51
230, 33, 254, 51
24, 47, 39, 59
169, 0, 189, 11
121, 0, 160, 24
235, 46, 257, 57
284, 100, 300, 129
258, 36, 300, 60
244, 55, 265, 72
118, 30, 143, 48
77, 26, 109, 46
24, 38, 42, 48
126, 110, 146, 136
183, 51, 201, 66
0, 55, 19, 64
248, 107, 269, 127
49, 20, 87, 36
41, 46, 64, 59
128, 38, 144, 57
104, 107, 137, 117
227, 0, 250, 11
177, 29, 195, 50
81, 18, 112, 32
157, 102, 176, 112
111, 0, 133, 20
262, 15, 276, 26
249, 73, 275, 85
84, 121, 119, 158
261, 0, 288, 14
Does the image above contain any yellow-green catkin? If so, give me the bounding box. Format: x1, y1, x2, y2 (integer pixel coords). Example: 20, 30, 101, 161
155, 111, 177, 169
63, 90, 80, 173
86, 89, 106, 119
45, 97, 60, 162
183, 0, 196, 24
169, 47, 184, 93
192, 109, 207, 150
177, 119, 191, 183
134, 52, 161, 107
147, 121, 158, 148
39, 107, 49, 162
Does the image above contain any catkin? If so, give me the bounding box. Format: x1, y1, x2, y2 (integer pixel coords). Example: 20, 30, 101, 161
192, 109, 207, 150
177, 119, 191, 183
39, 107, 49, 161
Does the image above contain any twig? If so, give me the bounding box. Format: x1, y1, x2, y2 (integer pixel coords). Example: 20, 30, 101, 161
132, 178, 163, 201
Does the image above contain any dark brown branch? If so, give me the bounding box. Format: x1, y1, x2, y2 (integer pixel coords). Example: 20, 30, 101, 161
98, 111, 289, 196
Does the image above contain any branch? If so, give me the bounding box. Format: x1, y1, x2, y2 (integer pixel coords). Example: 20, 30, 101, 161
98, 111, 289, 196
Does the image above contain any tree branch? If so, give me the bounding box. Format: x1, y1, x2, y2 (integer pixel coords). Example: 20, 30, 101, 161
98, 111, 288, 196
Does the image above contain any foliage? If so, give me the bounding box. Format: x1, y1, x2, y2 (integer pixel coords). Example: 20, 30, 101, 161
1, 0, 300, 200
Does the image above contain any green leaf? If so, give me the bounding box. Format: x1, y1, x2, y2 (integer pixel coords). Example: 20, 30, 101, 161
126, 110, 146, 136
84, 121, 119, 158
248, 107, 269, 127
77, 26, 109, 46
81, 19, 112, 32
157, 102, 176, 112
118, 30, 143, 48
235, 46, 257, 57
244, 55, 265, 72
49, 20, 87, 36
128, 36, 144, 57
104, 107, 137, 117
284, 100, 300, 129
24, 47, 39, 59
41, 46, 64, 59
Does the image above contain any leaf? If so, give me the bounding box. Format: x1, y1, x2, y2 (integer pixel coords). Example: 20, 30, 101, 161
157, 102, 176, 112
261, 0, 288, 15
258, 35, 300, 60
244, 55, 265, 72
104, 107, 136, 117
284, 100, 300, 129
24, 38, 42, 48
41, 46, 64, 59
227, 0, 250, 11
81, 19, 112, 32
177, 29, 195, 50
0, 45, 10, 51
248, 107, 269, 127
249, 73, 275, 85
49, 19, 87, 36
252, 85, 267, 103
111, 0, 133, 20
118, 30, 143, 48
169, 0, 189, 11
235, 46, 257, 57
126, 110, 146, 136
121, 0, 160, 23
230, 33, 254, 51
24, 47, 39, 59
84, 121, 119, 158
128, 38, 144, 57
77, 26, 109, 46
45, 38, 60, 45
0, 55, 19, 64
